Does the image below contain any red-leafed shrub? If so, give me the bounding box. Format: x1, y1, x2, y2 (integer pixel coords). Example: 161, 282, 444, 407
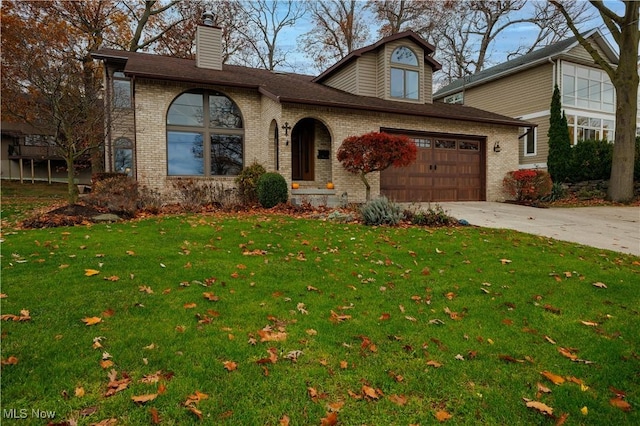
337, 132, 417, 201
503, 169, 553, 202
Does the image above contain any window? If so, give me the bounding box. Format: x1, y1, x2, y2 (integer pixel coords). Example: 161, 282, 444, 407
113, 71, 131, 109
114, 138, 133, 176
444, 93, 463, 104
390, 46, 419, 100
167, 90, 243, 176
562, 63, 614, 112
520, 127, 536, 156
412, 138, 431, 148
566, 114, 615, 145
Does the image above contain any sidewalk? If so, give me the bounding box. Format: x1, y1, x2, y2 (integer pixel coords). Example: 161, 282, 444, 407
430, 202, 640, 256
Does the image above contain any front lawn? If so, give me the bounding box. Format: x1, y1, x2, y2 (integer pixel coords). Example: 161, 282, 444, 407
1, 213, 638, 425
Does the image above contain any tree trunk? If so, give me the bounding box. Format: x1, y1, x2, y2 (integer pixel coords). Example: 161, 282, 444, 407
66, 157, 79, 205
360, 172, 371, 201
607, 10, 639, 203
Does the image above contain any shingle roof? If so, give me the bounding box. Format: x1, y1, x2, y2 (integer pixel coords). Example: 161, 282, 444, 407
92, 48, 530, 128
434, 28, 618, 98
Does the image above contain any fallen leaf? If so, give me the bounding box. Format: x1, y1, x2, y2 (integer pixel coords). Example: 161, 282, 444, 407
500, 259, 512, 265
320, 411, 338, 426
580, 320, 599, 327
426, 360, 443, 368
75, 387, 85, 397
84, 269, 100, 276
540, 370, 565, 385
186, 405, 203, 419
379, 313, 391, 320
435, 410, 452, 422
592, 282, 607, 288
150, 407, 161, 424
223, 361, 238, 371
100, 360, 114, 369
104, 275, 120, 282
203, 292, 219, 301
279, 414, 290, 425
389, 394, 407, 406
82, 317, 102, 326
581, 406, 588, 415
326, 401, 344, 412
131, 393, 158, 404
184, 302, 197, 309
361, 385, 380, 400
558, 347, 578, 360
524, 399, 554, 416
610, 397, 632, 411
0, 354, 18, 366
329, 310, 351, 323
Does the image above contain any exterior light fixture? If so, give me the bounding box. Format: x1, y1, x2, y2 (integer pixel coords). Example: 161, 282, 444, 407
493, 142, 501, 153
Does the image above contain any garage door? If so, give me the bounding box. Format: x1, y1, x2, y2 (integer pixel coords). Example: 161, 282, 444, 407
381, 136, 485, 202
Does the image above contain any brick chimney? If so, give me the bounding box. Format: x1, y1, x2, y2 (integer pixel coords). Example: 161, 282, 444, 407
196, 11, 222, 70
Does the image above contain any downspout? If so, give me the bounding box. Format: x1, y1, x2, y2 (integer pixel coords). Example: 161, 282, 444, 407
131, 75, 137, 181
104, 62, 113, 173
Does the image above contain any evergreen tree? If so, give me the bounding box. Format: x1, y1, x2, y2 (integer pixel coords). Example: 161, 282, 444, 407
547, 84, 572, 182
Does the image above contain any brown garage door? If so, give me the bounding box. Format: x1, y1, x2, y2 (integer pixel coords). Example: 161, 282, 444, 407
381, 136, 485, 202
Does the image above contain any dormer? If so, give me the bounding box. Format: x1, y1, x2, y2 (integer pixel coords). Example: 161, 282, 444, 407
313, 31, 441, 104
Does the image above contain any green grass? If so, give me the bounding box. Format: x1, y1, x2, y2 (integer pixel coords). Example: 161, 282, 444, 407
1, 197, 639, 424
1, 180, 68, 225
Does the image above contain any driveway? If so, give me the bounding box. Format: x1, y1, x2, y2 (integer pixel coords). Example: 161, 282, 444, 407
431, 202, 640, 256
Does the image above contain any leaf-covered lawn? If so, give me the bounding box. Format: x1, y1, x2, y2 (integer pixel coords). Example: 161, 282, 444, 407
1, 214, 638, 425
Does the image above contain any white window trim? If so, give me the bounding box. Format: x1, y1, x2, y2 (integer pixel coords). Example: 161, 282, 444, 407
522, 127, 537, 157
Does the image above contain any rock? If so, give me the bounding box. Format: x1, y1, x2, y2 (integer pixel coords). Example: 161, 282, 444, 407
92, 213, 122, 223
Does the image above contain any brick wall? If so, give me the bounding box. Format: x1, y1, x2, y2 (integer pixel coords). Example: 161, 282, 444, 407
124, 79, 518, 203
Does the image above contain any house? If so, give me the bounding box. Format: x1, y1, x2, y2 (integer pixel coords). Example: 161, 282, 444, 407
92, 17, 532, 204
434, 28, 637, 171
0, 121, 92, 184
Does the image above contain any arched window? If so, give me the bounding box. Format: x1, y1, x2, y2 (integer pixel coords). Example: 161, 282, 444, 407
390, 46, 419, 100
114, 138, 133, 176
166, 90, 244, 176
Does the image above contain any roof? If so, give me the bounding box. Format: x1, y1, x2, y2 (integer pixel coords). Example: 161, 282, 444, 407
91, 48, 530, 129
434, 28, 619, 99
313, 30, 442, 83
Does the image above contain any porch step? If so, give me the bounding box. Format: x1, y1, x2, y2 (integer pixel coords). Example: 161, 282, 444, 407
290, 189, 347, 208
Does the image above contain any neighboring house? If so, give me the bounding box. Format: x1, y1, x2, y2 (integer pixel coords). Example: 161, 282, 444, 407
92, 19, 532, 203
0, 121, 91, 184
434, 28, 639, 171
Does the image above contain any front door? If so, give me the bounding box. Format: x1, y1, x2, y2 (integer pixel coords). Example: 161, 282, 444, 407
292, 119, 315, 181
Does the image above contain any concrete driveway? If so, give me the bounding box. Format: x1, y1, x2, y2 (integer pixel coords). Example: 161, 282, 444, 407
432, 202, 640, 256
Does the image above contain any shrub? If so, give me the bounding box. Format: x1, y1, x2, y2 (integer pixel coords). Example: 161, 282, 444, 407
84, 174, 139, 217
405, 204, 454, 227
257, 173, 288, 208
503, 170, 553, 202
540, 182, 567, 203
570, 139, 613, 182
137, 186, 165, 214
235, 162, 266, 205
170, 179, 240, 212
360, 196, 403, 226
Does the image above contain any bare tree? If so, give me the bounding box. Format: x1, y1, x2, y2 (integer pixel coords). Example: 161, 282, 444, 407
231, 0, 305, 70
372, 0, 441, 37
299, 0, 372, 72
153, 0, 249, 62
374, 0, 591, 85
551, 0, 639, 202
113, 0, 184, 52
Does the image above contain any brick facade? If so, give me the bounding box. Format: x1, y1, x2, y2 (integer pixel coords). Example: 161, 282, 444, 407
120, 79, 518, 203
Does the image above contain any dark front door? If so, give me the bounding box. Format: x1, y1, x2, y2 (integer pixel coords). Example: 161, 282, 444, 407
292, 119, 315, 181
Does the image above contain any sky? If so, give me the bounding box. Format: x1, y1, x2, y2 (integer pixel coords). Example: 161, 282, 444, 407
272, 0, 628, 76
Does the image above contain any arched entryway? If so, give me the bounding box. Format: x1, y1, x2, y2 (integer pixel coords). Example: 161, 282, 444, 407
291, 118, 332, 184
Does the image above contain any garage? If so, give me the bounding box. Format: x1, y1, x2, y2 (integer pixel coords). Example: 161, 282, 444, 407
381, 134, 486, 202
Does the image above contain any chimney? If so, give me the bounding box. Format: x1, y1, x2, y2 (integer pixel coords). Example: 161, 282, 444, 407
196, 11, 222, 70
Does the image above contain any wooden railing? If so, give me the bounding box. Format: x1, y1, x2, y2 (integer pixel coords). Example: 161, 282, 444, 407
8, 144, 63, 159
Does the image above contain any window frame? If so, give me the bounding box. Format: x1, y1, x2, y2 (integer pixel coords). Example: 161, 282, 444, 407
113, 71, 132, 109
561, 62, 614, 113
390, 46, 420, 101
166, 90, 244, 177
